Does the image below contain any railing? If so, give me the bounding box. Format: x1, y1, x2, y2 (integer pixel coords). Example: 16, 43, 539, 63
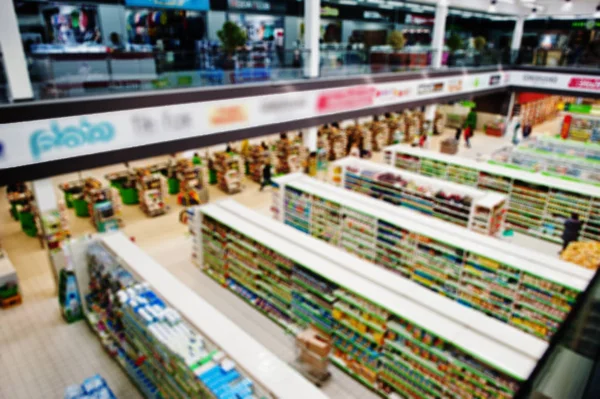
4, 45, 600, 104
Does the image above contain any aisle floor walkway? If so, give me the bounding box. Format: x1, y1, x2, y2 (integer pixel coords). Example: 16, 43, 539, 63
0, 121, 562, 398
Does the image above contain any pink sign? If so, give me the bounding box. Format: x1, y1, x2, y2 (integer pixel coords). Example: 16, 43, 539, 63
316, 86, 376, 113
568, 77, 600, 91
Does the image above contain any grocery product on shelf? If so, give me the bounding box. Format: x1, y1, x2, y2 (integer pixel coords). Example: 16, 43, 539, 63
562, 112, 600, 143
491, 145, 600, 185
64, 375, 117, 399
271, 174, 586, 341
561, 241, 600, 270
320, 124, 347, 161
214, 151, 242, 194
522, 136, 600, 161
248, 144, 270, 182
346, 122, 372, 158
193, 201, 540, 398
175, 159, 209, 206
276, 136, 305, 175
363, 117, 389, 152
518, 96, 561, 127
385, 144, 600, 244
85, 186, 122, 232
76, 237, 295, 399
331, 158, 507, 236
135, 169, 169, 217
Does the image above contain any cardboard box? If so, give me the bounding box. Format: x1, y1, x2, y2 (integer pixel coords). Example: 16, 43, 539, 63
296, 328, 331, 358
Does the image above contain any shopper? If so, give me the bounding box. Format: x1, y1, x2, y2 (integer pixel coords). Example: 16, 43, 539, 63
260, 162, 272, 191
464, 125, 472, 148
192, 152, 201, 166
455, 127, 462, 141
523, 124, 532, 139
562, 213, 583, 253
418, 133, 428, 149
225, 143, 233, 153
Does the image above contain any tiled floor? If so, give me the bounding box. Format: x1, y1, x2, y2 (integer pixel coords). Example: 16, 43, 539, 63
0, 121, 561, 398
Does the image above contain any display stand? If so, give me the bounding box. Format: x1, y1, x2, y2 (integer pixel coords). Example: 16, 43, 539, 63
362, 118, 389, 152
105, 170, 139, 205
562, 112, 600, 143
85, 186, 122, 232
175, 159, 209, 206
383, 113, 402, 145
60, 178, 103, 218
193, 200, 542, 397
320, 125, 347, 161
214, 152, 242, 194
40, 203, 71, 280
385, 144, 600, 244
271, 174, 589, 341
66, 232, 325, 399
0, 249, 21, 308
275, 138, 305, 175
135, 169, 169, 217
331, 158, 507, 236
248, 145, 270, 182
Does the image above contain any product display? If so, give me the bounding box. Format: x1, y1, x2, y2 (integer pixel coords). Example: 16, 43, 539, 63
491, 145, 600, 185
58, 268, 83, 323
0, 249, 21, 309
213, 152, 242, 194
276, 137, 305, 175
272, 174, 586, 341
331, 158, 506, 236
41, 204, 71, 278
519, 96, 561, 127
383, 113, 403, 145
346, 123, 372, 158
561, 241, 600, 270
386, 144, 600, 244
193, 201, 541, 398
83, 186, 122, 232
319, 124, 347, 161
175, 159, 209, 206
562, 112, 600, 143
248, 144, 270, 183
64, 374, 117, 399
522, 136, 600, 161
135, 169, 169, 217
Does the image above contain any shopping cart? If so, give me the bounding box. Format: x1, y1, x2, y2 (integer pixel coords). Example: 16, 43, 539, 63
289, 328, 332, 387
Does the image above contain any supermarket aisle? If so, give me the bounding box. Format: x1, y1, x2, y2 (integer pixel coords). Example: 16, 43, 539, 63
0, 192, 143, 398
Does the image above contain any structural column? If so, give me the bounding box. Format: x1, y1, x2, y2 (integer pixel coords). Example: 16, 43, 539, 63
0, 1, 34, 101
511, 17, 525, 63
303, 0, 320, 78
303, 127, 318, 152
430, 3, 448, 68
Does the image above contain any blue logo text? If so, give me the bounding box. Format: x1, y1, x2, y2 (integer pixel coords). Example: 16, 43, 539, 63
30, 119, 115, 160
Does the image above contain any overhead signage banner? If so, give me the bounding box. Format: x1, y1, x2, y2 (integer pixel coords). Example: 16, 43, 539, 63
0, 71, 508, 170
124, 0, 209, 11
511, 71, 600, 93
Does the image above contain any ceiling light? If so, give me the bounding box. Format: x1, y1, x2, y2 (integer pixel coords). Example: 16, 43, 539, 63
339, 0, 358, 5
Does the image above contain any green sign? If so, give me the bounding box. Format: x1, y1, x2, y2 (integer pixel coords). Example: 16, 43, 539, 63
177, 75, 193, 87
152, 78, 170, 89
564, 103, 591, 114
460, 101, 477, 108
571, 20, 600, 29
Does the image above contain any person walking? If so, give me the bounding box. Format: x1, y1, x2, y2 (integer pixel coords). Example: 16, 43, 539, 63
464, 125, 472, 148
455, 127, 462, 141
562, 213, 583, 253
260, 161, 272, 191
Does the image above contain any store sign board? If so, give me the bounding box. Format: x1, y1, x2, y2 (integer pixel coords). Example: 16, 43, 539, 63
124, 0, 209, 11
321, 7, 339, 17
0, 71, 507, 170
488, 75, 501, 86
447, 79, 463, 93
512, 71, 600, 93
227, 0, 271, 11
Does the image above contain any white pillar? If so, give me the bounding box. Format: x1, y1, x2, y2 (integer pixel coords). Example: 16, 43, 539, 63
505, 92, 516, 136
304, 0, 320, 78
431, 4, 448, 68
303, 127, 318, 152
32, 179, 58, 214
425, 105, 437, 122
0, 1, 34, 101
511, 17, 525, 63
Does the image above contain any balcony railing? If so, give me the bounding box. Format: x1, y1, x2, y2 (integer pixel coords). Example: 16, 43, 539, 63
2, 46, 600, 104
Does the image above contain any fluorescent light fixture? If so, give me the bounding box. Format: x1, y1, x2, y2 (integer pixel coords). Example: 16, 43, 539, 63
339, 0, 358, 5
366, 0, 385, 4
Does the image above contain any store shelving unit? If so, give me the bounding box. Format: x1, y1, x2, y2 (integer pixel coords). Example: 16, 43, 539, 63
271, 174, 588, 341
136, 171, 168, 217
521, 136, 600, 161
562, 112, 600, 143
248, 145, 270, 183
192, 200, 542, 398
363, 119, 389, 152
385, 144, 600, 245
491, 146, 600, 186
275, 138, 305, 175
68, 233, 325, 399
331, 157, 507, 236
214, 152, 242, 194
